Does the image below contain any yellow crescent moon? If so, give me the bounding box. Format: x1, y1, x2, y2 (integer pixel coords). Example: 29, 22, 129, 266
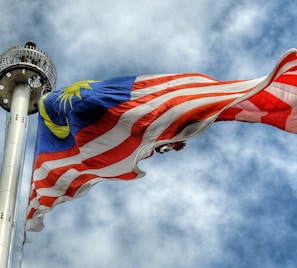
39, 93, 70, 139
39, 81, 96, 139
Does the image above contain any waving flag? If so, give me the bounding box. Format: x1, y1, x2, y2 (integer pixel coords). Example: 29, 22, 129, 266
26, 49, 297, 231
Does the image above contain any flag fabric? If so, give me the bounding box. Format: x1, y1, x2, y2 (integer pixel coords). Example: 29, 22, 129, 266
26, 49, 297, 231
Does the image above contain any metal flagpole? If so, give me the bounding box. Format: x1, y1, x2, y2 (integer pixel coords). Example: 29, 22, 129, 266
0, 41, 57, 268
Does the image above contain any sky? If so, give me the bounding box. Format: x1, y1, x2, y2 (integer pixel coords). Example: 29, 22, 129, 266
1, 0, 297, 267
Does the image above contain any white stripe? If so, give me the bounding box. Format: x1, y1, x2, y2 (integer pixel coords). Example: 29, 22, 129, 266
266, 82, 297, 107
33, 154, 82, 181
274, 59, 297, 80
38, 168, 79, 197
232, 99, 262, 111
134, 74, 216, 83
131, 76, 262, 100
233, 99, 268, 122
131, 76, 217, 99
34, 171, 104, 199
281, 70, 297, 76
235, 110, 268, 123
135, 74, 178, 81
142, 93, 245, 140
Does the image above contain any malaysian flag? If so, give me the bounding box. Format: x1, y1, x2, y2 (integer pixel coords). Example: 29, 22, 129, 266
26, 49, 297, 231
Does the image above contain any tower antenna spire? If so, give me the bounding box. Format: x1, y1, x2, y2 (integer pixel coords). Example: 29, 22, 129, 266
0, 41, 57, 268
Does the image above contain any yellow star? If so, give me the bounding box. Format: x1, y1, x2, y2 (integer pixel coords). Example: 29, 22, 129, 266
58, 80, 96, 111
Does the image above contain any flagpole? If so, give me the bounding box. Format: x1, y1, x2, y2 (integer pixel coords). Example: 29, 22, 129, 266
0, 42, 57, 268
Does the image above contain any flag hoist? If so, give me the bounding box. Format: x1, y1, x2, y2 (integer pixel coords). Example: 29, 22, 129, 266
0, 41, 57, 268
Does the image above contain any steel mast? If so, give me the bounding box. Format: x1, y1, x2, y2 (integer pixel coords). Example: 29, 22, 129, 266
0, 41, 57, 268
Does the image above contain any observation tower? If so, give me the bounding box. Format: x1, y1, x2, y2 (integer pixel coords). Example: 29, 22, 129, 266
0, 41, 57, 268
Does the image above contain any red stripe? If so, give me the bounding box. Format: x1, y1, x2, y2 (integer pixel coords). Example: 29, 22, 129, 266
38, 196, 57, 208
216, 107, 242, 121
34, 165, 78, 190
29, 187, 37, 201
275, 73, 297, 87
34, 145, 80, 170
27, 208, 35, 220
36, 174, 101, 208
158, 98, 237, 140
267, 51, 297, 84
